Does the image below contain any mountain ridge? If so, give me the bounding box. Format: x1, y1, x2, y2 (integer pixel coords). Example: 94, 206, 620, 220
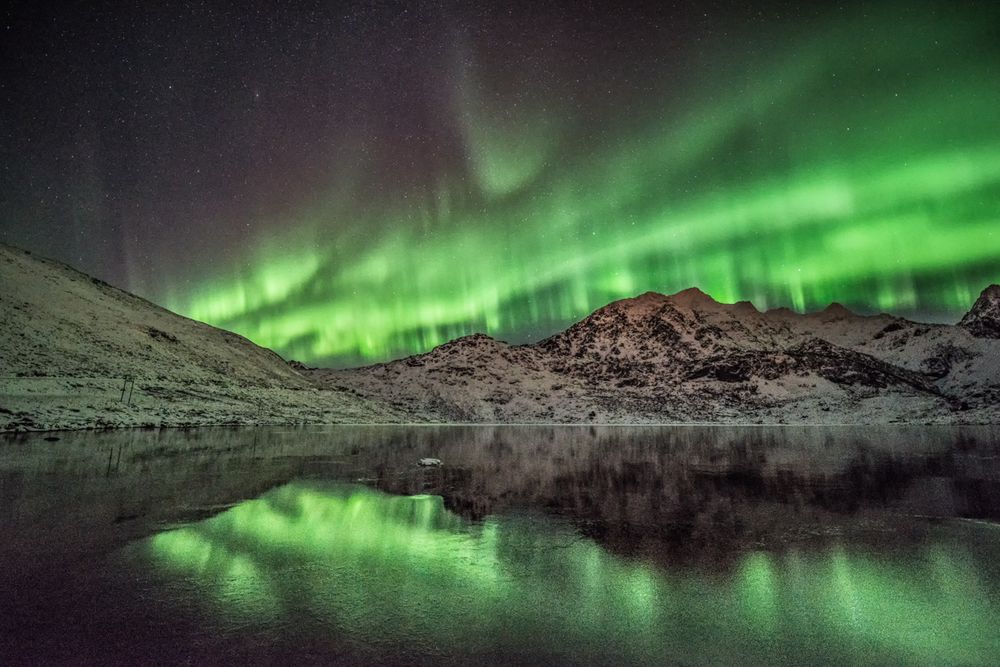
2, 241, 998, 429
317, 283, 1000, 424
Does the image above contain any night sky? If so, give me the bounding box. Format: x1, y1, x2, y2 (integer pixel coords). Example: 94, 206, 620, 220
2, 1, 999, 366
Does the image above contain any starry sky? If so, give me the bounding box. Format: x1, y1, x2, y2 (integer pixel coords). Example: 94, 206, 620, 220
2, 1, 999, 366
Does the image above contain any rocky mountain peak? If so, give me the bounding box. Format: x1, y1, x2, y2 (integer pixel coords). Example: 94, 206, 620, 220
818, 302, 854, 318
435, 333, 501, 351
601, 287, 727, 318
959, 284, 1000, 338
611, 290, 669, 312
732, 300, 760, 313
666, 286, 718, 309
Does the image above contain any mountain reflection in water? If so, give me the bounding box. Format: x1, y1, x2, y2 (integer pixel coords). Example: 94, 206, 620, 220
142, 481, 1000, 666
1, 425, 999, 665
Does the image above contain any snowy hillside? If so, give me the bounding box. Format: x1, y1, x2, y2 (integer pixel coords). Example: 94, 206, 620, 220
318, 286, 1000, 424
0, 244, 400, 431
3, 241, 997, 430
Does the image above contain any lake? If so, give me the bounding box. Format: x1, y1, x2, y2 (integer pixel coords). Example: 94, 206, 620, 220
1, 425, 999, 665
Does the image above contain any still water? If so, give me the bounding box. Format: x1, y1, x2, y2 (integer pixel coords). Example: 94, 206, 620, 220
1, 425, 999, 665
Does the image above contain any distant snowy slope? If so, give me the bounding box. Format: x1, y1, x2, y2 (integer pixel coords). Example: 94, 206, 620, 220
319, 285, 1000, 424
0, 244, 398, 430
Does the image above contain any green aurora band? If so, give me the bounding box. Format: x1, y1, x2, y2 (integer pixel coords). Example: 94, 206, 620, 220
157, 5, 1000, 365
144, 482, 1000, 664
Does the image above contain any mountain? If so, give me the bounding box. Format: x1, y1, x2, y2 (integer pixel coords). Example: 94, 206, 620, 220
3, 242, 998, 430
960, 285, 1000, 338
0, 244, 400, 431
316, 286, 1000, 424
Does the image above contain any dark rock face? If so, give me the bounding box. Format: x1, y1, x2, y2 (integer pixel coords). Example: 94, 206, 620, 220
960, 285, 1000, 338
687, 339, 938, 395
873, 321, 905, 339
687, 359, 755, 383
785, 339, 937, 393
919, 343, 976, 379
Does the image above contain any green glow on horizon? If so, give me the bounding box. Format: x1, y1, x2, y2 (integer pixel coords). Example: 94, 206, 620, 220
143, 482, 1000, 665
155, 4, 1000, 364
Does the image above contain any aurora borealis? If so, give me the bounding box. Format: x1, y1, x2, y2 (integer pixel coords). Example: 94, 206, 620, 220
2, 2, 999, 365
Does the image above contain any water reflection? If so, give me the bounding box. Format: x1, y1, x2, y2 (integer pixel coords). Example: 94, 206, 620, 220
141, 481, 1000, 665
1, 425, 999, 664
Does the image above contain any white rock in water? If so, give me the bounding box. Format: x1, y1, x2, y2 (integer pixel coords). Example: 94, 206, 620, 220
418, 458, 442, 467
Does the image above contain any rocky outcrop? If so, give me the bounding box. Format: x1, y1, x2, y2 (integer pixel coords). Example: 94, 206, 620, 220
960, 285, 1000, 338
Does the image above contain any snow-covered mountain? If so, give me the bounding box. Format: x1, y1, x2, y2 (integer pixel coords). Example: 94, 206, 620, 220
3, 241, 997, 430
0, 244, 400, 431
318, 286, 1000, 424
